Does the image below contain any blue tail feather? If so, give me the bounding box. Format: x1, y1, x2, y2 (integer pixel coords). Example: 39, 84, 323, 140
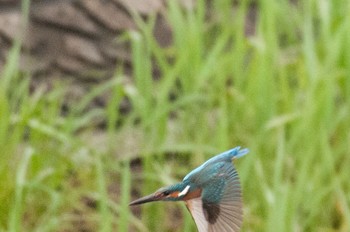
183, 146, 248, 181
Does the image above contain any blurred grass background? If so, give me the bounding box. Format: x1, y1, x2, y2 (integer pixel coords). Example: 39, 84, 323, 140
1, 0, 350, 231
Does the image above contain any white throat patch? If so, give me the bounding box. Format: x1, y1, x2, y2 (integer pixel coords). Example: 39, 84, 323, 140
178, 185, 190, 197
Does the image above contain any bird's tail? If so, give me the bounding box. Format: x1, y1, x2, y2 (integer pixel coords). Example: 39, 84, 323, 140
232, 146, 249, 159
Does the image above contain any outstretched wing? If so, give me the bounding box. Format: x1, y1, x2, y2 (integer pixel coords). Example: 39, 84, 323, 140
183, 147, 248, 182
185, 197, 208, 232
185, 162, 242, 232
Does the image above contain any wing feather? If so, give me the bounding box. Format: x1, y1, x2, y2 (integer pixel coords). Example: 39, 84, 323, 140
186, 198, 208, 232
186, 162, 243, 232
207, 163, 243, 232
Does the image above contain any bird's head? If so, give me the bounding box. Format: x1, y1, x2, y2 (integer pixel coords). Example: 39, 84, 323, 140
129, 182, 197, 206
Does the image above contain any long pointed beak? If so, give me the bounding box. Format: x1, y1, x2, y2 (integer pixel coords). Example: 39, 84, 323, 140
129, 193, 160, 206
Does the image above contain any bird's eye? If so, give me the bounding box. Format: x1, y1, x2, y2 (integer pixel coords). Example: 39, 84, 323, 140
163, 190, 170, 196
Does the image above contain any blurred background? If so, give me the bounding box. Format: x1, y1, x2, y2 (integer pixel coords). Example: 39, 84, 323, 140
0, 0, 349, 231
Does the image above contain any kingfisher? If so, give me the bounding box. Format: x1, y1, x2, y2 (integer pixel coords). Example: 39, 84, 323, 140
130, 147, 248, 232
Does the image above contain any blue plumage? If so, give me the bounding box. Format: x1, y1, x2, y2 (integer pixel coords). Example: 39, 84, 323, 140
130, 146, 248, 232
183, 146, 249, 181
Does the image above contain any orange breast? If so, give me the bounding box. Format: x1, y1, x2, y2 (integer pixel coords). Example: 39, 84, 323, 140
182, 188, 202, 201
170, 191, 181, 198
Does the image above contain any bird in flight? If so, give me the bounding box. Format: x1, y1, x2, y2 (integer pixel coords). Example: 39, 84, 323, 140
130, 147, 248, 232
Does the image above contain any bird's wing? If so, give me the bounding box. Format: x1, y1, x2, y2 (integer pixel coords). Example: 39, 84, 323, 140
185, 197, 208, 232
183, 147, 248, 182
186, 162, 243, 232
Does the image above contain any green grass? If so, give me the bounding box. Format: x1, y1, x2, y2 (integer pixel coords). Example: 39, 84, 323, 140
0, 0, 350, 231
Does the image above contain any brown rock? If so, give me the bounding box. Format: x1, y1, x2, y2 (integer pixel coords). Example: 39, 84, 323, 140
0, 11, 21, 41
24, 24, 64, 58
30, 3, 100, 36
79, 0, 135, 32
19, 53, 50, 75
64, 35, 105, 66
153, 15, 172, 47
56, 55, 87, 74
100, 41, 131, 63
56, 55, 110, 81
116, 0, 163, 15
0, 0, 187, 104
0, 0, 18, 8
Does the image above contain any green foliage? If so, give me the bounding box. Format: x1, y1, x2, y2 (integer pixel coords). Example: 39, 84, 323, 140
0, 0, 350, 231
